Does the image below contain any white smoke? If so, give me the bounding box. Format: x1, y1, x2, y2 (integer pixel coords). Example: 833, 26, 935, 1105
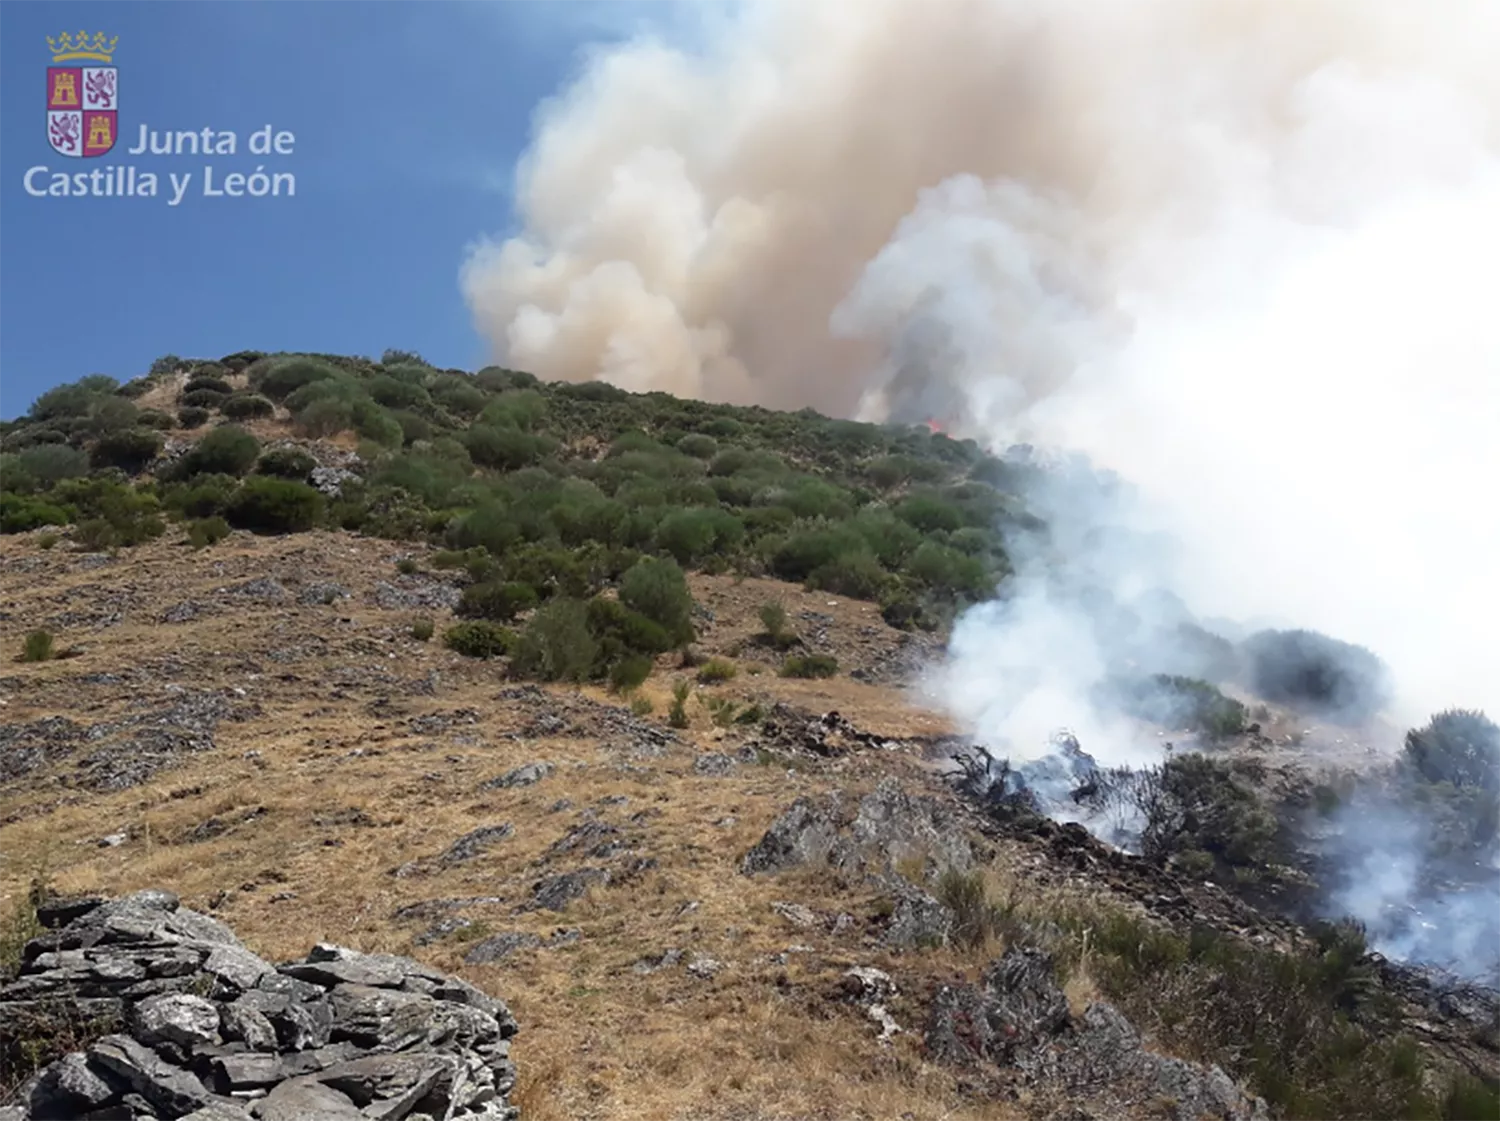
462, 0, 1500, 737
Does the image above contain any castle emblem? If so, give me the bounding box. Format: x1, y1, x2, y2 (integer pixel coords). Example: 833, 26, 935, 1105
46, 31, 119, 158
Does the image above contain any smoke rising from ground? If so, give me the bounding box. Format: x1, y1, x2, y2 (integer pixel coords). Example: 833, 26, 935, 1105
464, 0, 1500, 734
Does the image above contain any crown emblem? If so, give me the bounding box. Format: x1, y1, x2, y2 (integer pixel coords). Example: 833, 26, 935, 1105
48, 31, 117, 64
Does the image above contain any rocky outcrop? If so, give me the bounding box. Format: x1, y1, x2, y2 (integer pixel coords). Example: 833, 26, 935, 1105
0, 890, 518, 1121
925, 946, 1268, 1121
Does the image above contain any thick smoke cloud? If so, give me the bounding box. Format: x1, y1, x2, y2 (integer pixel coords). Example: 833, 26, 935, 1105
462, 0, 1500, 732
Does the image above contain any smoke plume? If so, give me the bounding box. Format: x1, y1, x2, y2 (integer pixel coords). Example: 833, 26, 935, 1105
463, 0, 1500, 733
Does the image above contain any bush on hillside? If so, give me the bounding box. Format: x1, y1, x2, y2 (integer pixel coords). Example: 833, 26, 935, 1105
509, 597, 597, 682
255, 447, 317, 480
184, 375, 232, 396
619, 556, 695, 647
221, 394, 275, 420
178, 407, 211, 429
0, 494, 70, 534
253, 356, 341, 401
17, 444, 89, 486
175, 425, 260, 478
181, 389, 228, 410
90, 428, 163, 474
1404, 709, 1500, 794
224, 476, 325, 534
457, 581, 539, 623
1240, 628, 1391, 723
444, 620, 515, 659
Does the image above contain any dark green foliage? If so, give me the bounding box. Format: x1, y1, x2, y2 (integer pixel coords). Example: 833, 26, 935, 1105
696, 658, 737, 684
178, 407, 211, 429
221, 393, 275, 419
0, 494, 70, 534
509, 597, 597, 682
781, 653, 838, 678
431, 379, 486, 417
411, 618, 435, 642
619, 556, 695, 646
255, 447, 317, 480
161, 474, 240, 519
50, 478, 165, 548
184, 375, 232, 396
457, 581, 540, 623
138, 409, 176, 431
676, 433, 717, 459
1404, 709, 1500, 793
188, 516, 230, 549
17, 445, 88, 486
806, 549, 890, 600
368, 375, 431, 410
21, 629, 55, 663
391, 410, 433, 445
476, 367, 539, 393
463, 425, 555, 470
1240, 628, 1391, 723
654, 506, 744, 567
181, 388, 228, 410
90, 428, 163, 474
1113, 674, 1248, 740
225, 477, 325, 534
609, 654, 653, 692
253, 356, 342, 401
177, 425, 260, 478
444, 620, 515, 659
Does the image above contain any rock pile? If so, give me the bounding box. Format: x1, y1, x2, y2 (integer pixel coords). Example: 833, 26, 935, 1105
0, 890, 518, 1121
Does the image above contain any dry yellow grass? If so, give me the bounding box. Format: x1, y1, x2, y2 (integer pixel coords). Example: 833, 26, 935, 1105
0, 526, 1016, 1121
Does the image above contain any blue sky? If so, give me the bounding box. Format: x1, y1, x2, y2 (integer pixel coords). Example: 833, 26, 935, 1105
0, 0, 708, 419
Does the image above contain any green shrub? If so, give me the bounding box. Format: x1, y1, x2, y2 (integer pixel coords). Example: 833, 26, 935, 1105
668, 679, 691, 728
368, 375, 431, 410
187, 516, 230, 549
295, 397, 355, 438
391, 410, 433, 445
770, 526, 866, 584
759, 601, 789, 640
1403, 709, 1499, 793
510, 598, 597, 682
655, 506, 745, 567
183, 375, 232, 396
177, 407, 211, 429
221, 393, 275, 419
444, 620, 515, 659
781, 653, 838, 679
162, 474, 240, 519
17, 444, 88, 486
462, 425, 554, 471
253, 356, 341, 401
431, 379, 486, 417
178, 425, 260, 477
225, 477, 325, 534
807, 549, 891, 600
677, 434, 718, 459
396, 557, 419, 575
255, 447, 317, 480
0, 494, 70, 534
36, 532, 60, 550
20, 629, 54, 663
696, 658, 737, 684
181, 388, 228, 410
610, 653, 654, 693
411, 618, 435, 642
619, 556, 695, 647
458, 581, 539, 623
90, 428, 163, 474
137, 409, 176, 431
629, 693, 653, 716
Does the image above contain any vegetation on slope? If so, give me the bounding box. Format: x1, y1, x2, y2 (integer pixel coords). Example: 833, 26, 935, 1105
2, 348, 1023, 691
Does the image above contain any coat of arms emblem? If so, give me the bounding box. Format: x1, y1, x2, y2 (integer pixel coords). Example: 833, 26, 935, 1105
46, 32, 119, 158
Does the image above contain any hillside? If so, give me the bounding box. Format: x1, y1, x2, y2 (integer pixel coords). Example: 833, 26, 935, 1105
2, 353, 1498, 1121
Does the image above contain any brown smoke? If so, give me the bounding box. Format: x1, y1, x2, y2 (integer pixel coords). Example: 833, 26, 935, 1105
460, 0, 1498, 423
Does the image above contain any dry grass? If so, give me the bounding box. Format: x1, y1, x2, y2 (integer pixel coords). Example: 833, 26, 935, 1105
0, 527, 1005, 1121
